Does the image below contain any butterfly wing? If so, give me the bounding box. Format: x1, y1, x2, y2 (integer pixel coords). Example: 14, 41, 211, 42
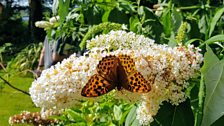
118, 55, 151, 93
81, 74, 115, 97
97, 55, 119, 82
117, 55, 136, 75
81, 55, 119, 97
124, 72, 151, 92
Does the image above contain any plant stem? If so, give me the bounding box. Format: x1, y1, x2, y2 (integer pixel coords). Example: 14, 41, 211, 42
177, 6, 201, 10
195, 74, 205, 126
0, 76, 30, 96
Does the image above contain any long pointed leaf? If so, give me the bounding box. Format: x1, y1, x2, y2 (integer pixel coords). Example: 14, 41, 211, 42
58, 0, 70, 23
125, 105, 137, 126
209, 7, 224, 37
200, 34, 224, 47
161, 8, 172, 37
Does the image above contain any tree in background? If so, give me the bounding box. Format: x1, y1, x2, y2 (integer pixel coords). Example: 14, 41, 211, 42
0, 0, 27, 46
0, 0, 49, 45
28, 0, 45, 42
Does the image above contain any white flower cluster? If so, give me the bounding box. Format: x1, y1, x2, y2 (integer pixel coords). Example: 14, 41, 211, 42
86, 30, 155, 50
30, 53, 98, 109
35, 21, 53, 29
134, 44, 203, 125
35, 16, 59, 29
9, 111, 58, 125
41, 108, 64, 119
29, 30, 203, 125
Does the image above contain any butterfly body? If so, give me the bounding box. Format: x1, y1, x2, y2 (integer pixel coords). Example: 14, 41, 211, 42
81, 55, 151, 97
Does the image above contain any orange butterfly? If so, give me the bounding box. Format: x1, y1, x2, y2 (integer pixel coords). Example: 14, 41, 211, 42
81, 55, 151, 97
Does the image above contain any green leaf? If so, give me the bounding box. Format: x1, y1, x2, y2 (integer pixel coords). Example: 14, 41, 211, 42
152, 99, 194, 126
129, 16, 140, 32
79, 22, 122, 50
198, 15, 208, 35
137, 6, 144, 16
203, 34, 224, 46
113, 105, 122, 121
185, 38, 203, 45
168, 32, 177, 47
172, 7, 183, 33
212, 115, 224, 126
58, 0, 70, 23
102, 9, 112, 22
201, 45, 224, 126
131, 118, 141, 126
119, 110, 129, 125
66, 122, 86, 126
125, 105, 137, 126
137, 6, 163, 42
209, 7, 224, 37
66, 109, 85, 122
168, 100, 194, 126
201, 45, 219, 73
118, 0, 136, 14
108, 122, 117, 126
161, 8, 172, 37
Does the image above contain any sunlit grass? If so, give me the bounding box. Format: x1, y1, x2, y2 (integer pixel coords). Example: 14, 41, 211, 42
0, 73, 40, 125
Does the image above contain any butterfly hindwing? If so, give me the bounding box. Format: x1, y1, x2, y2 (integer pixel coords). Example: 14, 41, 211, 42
81, 74, 115, 97
118, 55, 151, 93
123, 72, 151, 93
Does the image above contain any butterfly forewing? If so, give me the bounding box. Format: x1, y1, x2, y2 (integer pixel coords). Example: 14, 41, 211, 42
118, 55, 136, 75
81, 74, 115, 97
97, 55, 119, 82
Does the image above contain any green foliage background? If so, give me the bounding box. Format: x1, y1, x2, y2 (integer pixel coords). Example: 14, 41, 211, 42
0, 0, 224, 125
49, 0, 224, 125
